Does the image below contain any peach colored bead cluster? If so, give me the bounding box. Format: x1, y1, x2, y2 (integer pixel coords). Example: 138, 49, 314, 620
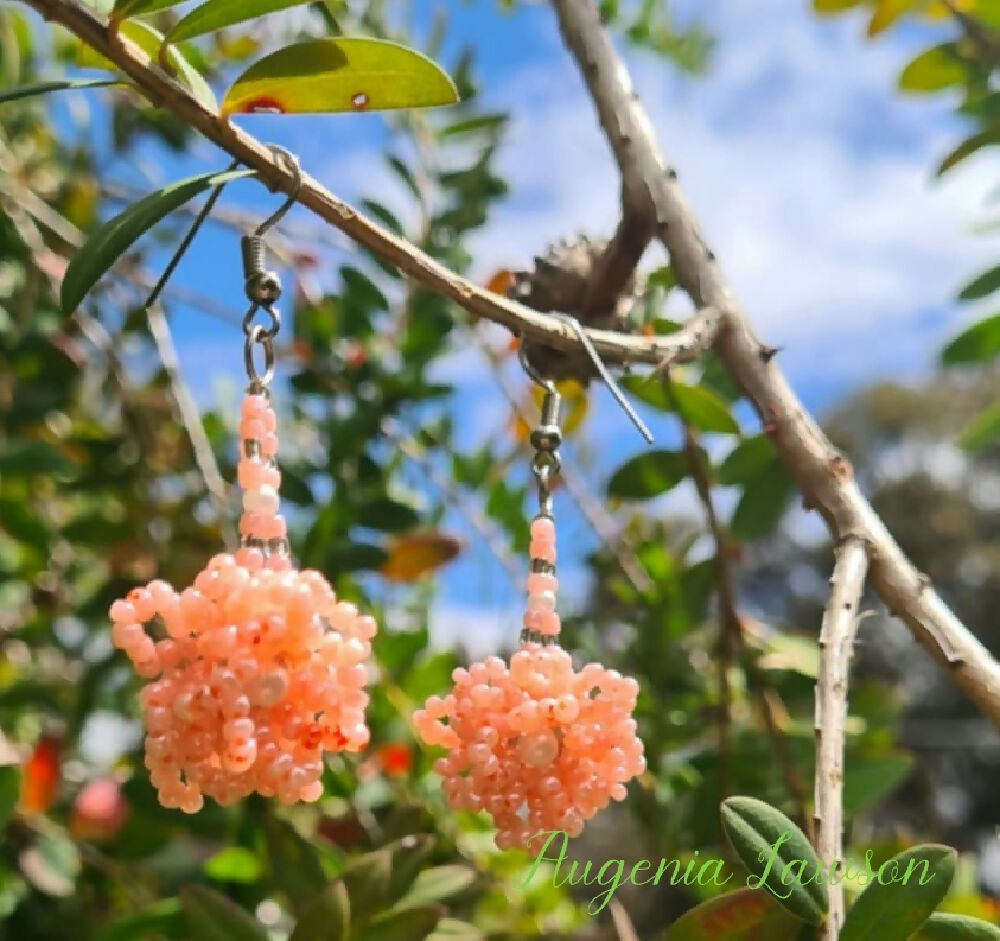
415, 516, 645, 849
109, 392, 376, 812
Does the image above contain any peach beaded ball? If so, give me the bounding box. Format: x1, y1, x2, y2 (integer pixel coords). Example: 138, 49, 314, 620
414, 516, 645, 849
108, 392, 376, 813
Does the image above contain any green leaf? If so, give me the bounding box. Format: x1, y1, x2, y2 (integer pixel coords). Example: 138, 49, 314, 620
180, 885, 268, 941
396, 866, 475, 908
356, 497, 420, 532
812, 0, 865, 11
341, 848, 392, 924
203, 847, 261, 884
671, 382, 740, 434
607, 449, 688, 500
97, 899, 183, 941
112, 0, 187, 19
720, 796, 827, 925
663, 888, 804, 940
262, 815, 327, 917
842, 753, 914, 817
958, 402, 1000, 452
942, 315, 1000, 364
0, 766, 19, 832
959, 265, 1000, 303
899, 44, 968, 93
730, 461, 795, 540
366, 906, 441, 941
914, 913, 1000, 940
386, 835, 435, 901
60, 168, 253, 313
0, 79, 122, 104
428, 919, 484, 940
166, 0, 308, 45
79, 20, 216, 110
289, 882, 350, 941
717, 434, 776, 486
221, 38, 459, 116
440, 113, 508, 137
937, 127, 1000, 176
839, 844, 956, 941
18, 832, 81, 898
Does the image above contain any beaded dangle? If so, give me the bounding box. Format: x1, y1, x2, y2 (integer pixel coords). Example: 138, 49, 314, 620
415, 339, 647, 849
108, 150, 376, 812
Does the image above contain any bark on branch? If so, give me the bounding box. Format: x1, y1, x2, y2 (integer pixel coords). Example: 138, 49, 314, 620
21, 0, 717, 371
551, 0, 1000, 728
814, 536, 868, 939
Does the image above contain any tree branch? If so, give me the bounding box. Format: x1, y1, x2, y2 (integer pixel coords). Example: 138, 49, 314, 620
21, 0, 717, 370
550, 0, 1000, 728
814, 536, 868, 939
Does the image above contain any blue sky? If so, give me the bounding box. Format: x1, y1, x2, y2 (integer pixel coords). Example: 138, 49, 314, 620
38, 0, 1000, 650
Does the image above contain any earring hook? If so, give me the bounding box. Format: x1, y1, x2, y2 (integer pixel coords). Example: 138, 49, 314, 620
255, 145, 302, 237
519, 316, 654, 445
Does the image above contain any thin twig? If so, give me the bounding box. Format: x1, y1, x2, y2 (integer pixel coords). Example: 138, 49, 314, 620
814, 535, 868, 940
549, 0, 1000, 728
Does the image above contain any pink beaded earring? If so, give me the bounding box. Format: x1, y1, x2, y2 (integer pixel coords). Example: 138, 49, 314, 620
108, 150, 376, 813
415, 331, 649, 849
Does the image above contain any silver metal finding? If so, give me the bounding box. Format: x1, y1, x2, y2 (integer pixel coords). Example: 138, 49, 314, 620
244, 322, 275, 390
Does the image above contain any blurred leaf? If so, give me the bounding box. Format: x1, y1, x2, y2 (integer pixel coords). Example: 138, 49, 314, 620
341, 847, 392, 923
958, 402, 1000, 452
867, 0, 920, 35
61, 168, 253, 313
429, 921, 484, 940
79, 20, 216, 110
607, 449, 688, 500
843, 753, 914, 817
899, 44, 968, 92
0, 79, 122, 103
671, 382, 740, 434
111, 0, 186, 18
812, 0, 865, 11
366, 906, 441, 941
914, 914, 1000, 939
379, 531, 462, 582
387, 835, 436, 900
663, 888, 804, 939
357, 496, 421, 532
937, 127, 1000, 175
730, 460, 795, 540
180, 885, 268, 941
756, 631, 820, 678
203, 846, 261, 883
718, 434, 776, 485
0, 440, 73, 476
289, 881, 350, 941
396, 865, 475, 907
942, 315, 1000, 364
840, 845, 956, 941
97, 898, 184, 941
959, 265, 1000, 303
221, 38, 459, 116
263, 815, 327, 916
19, 830, 80, 897
166, 0, 308, 44
720, 796, 826, 925
0, 766, 19, 831
440, 113, 508, 137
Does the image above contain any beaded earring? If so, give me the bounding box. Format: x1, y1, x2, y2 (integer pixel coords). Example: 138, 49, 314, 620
415, 332, 648, 849
108, 149, 376, 813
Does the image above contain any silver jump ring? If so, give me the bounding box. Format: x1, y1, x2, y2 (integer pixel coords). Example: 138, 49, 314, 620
244, 323, 275, 388
241, 302, 281, 340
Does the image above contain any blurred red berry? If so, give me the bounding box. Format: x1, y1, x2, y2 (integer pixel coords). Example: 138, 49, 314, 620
20, 736, 60, 814
378, 743, 412, 777
70, 778, 128, 841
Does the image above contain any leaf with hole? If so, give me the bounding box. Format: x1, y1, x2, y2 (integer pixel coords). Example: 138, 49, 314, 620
288, 882, 350, 941
607, 449, 688, 500
839, 844, 956, 941
720, 796, 827, 925
166, 0, 309, 46
0, 79, 123, 105
913, 913, 1000, 940
221, 38, 459, 117
942, 315, 1000, 364
663, 888, 805, 940
60, 168, 253, 314
180, 885, 267, 941
78, 19, 216, 111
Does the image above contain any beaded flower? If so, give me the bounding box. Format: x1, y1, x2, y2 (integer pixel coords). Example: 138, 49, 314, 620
415, 515, 645, 849
109, 392, 376, 812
